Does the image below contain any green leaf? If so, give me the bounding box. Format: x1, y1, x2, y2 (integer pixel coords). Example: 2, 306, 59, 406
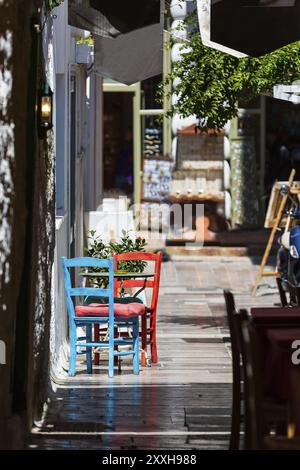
159, 9, 300, 131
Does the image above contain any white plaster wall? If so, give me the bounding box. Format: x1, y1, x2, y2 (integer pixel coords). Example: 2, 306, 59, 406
53, 1, 70, 214
50, 216, 69, 377
73, 64, 86, 259
84, 210, 135, 244
48, 1, 70, 374
85, 72, 104, 211
50, 1, 88, 374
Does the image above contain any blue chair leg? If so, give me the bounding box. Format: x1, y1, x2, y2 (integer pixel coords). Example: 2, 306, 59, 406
108, 326, 114, 378
133, 318, 140, 375
86, 324, 93, 374
69, 325, 77, 377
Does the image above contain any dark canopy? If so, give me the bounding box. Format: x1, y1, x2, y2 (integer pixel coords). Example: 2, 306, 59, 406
69, 0, 163, 84
90, 0, 161, 36
200, 0, 300, 57
69, 0, 161, 38
197, 0, 300, 57
69, 0, 114, 38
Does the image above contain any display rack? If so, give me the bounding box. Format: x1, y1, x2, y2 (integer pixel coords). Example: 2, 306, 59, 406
142, 154, 173, 203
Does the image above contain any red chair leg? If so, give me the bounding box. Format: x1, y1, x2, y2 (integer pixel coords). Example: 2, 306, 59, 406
150, 314, 158, 364
94, 324, 100, 365
151, 337, 158, 364
141, 314, 147, 366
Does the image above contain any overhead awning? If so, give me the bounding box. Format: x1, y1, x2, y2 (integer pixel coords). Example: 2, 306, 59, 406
94, 23, 162, 85
197, 0, 300, 57
69, 0, 114, 38
69, 0, 163, 84
90, 0, 162, 36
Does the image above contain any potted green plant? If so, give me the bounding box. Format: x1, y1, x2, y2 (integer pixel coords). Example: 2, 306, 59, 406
85, 230, 147, 286
76, 35, 94, 65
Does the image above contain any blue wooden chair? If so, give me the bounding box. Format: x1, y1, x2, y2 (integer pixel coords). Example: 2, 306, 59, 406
62, 257, 145, 377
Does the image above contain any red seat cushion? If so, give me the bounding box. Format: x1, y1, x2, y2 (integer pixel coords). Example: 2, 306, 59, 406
75, 302, 146, 318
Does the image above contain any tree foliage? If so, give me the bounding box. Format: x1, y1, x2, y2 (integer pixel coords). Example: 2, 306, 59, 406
162, 10, 300, 131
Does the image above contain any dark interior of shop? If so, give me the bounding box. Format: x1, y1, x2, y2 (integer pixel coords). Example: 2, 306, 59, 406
265, 97, 300, 192
103, 92, 134, 196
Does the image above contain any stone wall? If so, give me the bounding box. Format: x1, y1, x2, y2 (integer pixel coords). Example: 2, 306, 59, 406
0, 0, 55, 449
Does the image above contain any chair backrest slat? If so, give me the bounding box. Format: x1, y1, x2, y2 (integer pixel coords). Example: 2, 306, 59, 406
223, 290, 242, 450
69, 287, 109, 297
113, 280, 154, 289
114, 252, 158, 262
239, 310, 264, 450
62, 257, 114, 321
63, 257, 111, 269
223, 290, 263, 450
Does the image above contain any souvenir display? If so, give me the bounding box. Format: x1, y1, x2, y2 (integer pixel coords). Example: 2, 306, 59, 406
143, 127, 163, 158
143, 158, 173, 201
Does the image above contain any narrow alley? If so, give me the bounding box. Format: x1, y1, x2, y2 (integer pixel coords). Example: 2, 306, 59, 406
2, 0, 300, 457
29, 255, 278, 450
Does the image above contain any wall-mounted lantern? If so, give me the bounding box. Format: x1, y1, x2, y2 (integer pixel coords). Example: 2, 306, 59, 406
38, 82, 53, 139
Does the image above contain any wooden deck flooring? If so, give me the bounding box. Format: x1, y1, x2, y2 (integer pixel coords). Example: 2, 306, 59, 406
29, 256, 279, 450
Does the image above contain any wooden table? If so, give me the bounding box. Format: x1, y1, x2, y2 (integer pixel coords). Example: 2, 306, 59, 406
250, 307, 300, 326
267, 328, 300, 350
265, 328, 300, 404
250, 308, 300, 405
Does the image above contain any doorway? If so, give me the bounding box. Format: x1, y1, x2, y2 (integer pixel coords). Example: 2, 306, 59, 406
265, 96, 300, 195
103, 92, 134, 198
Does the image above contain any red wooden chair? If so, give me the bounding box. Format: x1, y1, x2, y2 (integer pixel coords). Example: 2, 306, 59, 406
113, 251, 162, 366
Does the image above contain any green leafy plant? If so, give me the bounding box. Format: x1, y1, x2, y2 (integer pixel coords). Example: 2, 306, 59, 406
160, 3, 300, 131
77, 35, 94, 46
85, 230, 148, 286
